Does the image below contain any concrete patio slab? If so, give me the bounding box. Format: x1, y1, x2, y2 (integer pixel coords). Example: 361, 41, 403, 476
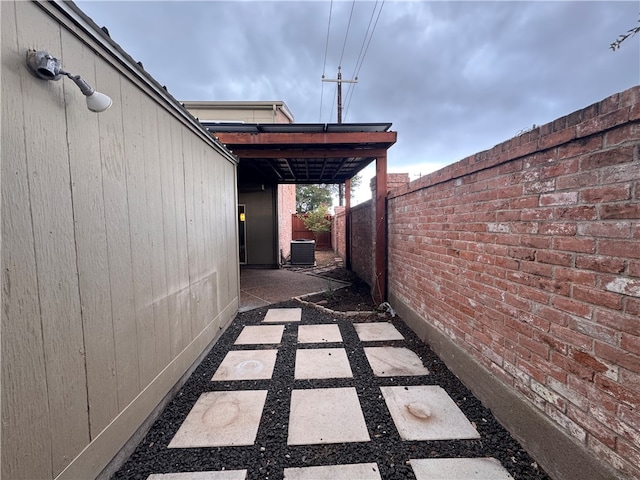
211, 350, 278, 381
354, 322, 404, 341
410, 457, 514, 479
239, 268, 349, 312
234, 325, 284, 345
294, 348, 353, 379
364, 347, 429, 377
147, 471, 247, 480
297, 324, 342, 343
263, 308, 302, 323
168, 391, 267, 448
380, 386, 480, 441
284, 463, 381, 479
288, 387, 370, 445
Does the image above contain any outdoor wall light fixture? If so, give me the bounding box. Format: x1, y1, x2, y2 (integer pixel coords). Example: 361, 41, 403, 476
26, 49, 113, 113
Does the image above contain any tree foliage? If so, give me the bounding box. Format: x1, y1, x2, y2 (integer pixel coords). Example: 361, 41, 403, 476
299, 204, 332, 236
296, 185, 333, 213
610, 17, 640, 51
295, 175, 363, 213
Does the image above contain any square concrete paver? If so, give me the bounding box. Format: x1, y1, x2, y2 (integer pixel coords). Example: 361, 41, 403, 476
288, 387, 370, 445
234, 325, 284, 345
147, 471, 247, 480
284, 463, 381, 479
354, 322, 404, 341
262, 307, 302, 323
380, 386, 480, 441
364, 347, 429, 377
297, 324, 342, 343
168, 391, 267, 448
212, 350, 278, 381
410, 458, 514, 479
294, 348, 353, 379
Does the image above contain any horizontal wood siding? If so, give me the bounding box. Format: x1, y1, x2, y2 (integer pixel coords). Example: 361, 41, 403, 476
1, 2, 240, 479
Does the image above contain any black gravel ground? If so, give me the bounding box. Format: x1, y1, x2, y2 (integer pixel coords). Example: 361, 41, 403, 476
112, 301, 550, 480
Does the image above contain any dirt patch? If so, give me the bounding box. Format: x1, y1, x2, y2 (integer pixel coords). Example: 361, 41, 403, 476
296, 249, 378, 312
305, 273, 376, 312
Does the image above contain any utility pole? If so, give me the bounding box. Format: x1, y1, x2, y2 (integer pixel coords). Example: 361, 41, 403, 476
322, 66, 358, 204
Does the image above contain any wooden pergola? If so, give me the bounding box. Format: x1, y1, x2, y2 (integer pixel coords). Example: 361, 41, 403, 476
205, 123, 397, 304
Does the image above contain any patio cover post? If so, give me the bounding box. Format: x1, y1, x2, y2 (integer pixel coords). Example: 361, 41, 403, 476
345, 177, 351, 270
374, 154, 387, 305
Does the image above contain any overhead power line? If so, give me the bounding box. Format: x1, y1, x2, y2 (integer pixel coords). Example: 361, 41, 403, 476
344, 0, 386, 121
319, 0, 334, 121
339, 0, 357, 68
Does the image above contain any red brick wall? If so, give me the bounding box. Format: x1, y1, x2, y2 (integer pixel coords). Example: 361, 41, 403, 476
278, 184, 296, 260
350, 200, 374, 288
388, 86, 640, 479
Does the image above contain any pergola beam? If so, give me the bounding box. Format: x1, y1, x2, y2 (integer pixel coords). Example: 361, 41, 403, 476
227, 148, 389, 159
216, 131, 397, 146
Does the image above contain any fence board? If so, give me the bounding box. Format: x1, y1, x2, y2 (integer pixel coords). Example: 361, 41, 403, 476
144, 104, 171, 370
62, 33, 118, 438
158, 108, 182, 359
170, 119, 192, 352
95, 58, 140, 412
15, 3, 90, 474
121, 78, 156, 389
291, 214, 332, 249
1, 3, 53, 477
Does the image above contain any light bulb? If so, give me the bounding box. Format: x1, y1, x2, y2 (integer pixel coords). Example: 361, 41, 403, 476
86, 91, 113, 113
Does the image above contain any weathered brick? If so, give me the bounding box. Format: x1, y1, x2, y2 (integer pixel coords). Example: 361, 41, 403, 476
618, 86, 640, 107
621, 333, 640, 356
601, 162, 640, 184
577, 108, 630, 137
553, 205, 597, 221
603, 276, 640, 298
575, 255, 625, 273
594, 342, 640, 373
594, 308, 638, 335
554, 237, 595, 253
540, 157, 579, 179
599, 202, 640, 220
580, 184, 631, 203
580, 146, 635, 170
595, 375, 640, 407
577, 221, 632, 238
556, 171, 600, 190
537, 250, 573, 266
599, 240, 640, 259
552, 352, 595, 381
573, 286, 623, 311
552, 296, 592, 319
554, 267, 597, 286
538, 127, 577, 150
545, 404, 588, 441
539, 222, 577, 236
604, 122, 640, 147
523, 180, 555, 194
550, 325, 594, 352
557, 135, 603, 160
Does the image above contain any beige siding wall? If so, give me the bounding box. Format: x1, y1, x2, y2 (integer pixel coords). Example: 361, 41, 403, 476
1, 2, 239, 479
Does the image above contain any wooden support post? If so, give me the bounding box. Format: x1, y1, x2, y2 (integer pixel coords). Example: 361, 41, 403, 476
345, 178, 351, 270
374, 154, 387, 305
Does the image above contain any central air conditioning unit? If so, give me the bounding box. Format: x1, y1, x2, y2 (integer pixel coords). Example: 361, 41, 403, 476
290, 239, 315, 265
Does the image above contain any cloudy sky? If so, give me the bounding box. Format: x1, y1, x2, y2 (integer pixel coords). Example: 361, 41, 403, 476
77, 0, 639, 204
